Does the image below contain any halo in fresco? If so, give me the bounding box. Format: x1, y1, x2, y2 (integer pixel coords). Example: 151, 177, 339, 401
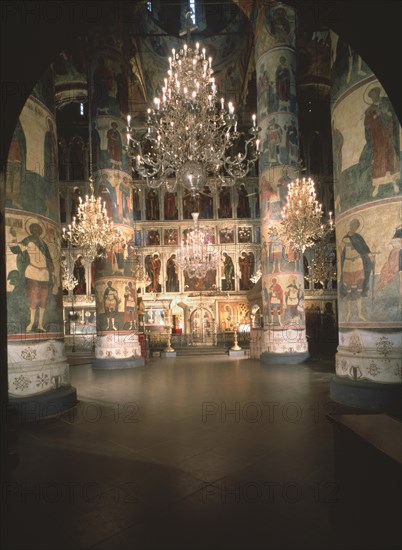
345, 213, 364, 231
24, 217, 47, 239
363, 82, 386, 106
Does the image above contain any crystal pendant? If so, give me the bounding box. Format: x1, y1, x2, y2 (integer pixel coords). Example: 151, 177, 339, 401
177, 161, 207, 194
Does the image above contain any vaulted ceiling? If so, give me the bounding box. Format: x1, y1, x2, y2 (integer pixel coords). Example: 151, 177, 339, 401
1, 0, 401, 169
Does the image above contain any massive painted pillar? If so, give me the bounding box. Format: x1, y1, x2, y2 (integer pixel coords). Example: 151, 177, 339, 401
89, 33, 143, 369
5, 69, 76, 418
329, 33, 401, 414
254, 1, 308, 363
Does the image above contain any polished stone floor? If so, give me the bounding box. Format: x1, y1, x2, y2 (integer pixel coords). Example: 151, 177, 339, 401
5, 355, 361, 549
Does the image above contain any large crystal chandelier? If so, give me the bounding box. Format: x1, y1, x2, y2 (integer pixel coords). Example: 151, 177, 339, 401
271, 177, 334, 252
126, 42, 260, 195
175, 213, 219, 278
62, 178, 125, 262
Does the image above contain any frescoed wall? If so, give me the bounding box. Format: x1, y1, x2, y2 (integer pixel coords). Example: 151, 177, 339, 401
6, 212, 63, 336
330, 33, 402, 387
89, 29, 143, 366
332, 80, 400, 215
54, 38, 88, 108
184, 270, 217, 292
255, 1, 308, 359
137, 6, 251, 105
5, 98, 60, 223
5, 70, 73, 402
95, 277, 138, 331
218, 302, 249, 331
336, 204, 402, 326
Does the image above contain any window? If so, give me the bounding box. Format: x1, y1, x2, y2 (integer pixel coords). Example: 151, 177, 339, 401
79, 102, 84, 116
189, 0, 196, 24
146, 1, 152, 13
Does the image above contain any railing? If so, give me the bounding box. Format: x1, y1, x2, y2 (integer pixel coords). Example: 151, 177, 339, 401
147, 331, 251, 352
65, 334, 95, 352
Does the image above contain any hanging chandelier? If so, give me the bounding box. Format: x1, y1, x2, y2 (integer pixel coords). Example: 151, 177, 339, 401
62, 178, 125, 262
175, 212, 219, 278
312, 236, 337, 287
61, 257, 78, 292
126, 42, 260, 195
269, 177, 334, 253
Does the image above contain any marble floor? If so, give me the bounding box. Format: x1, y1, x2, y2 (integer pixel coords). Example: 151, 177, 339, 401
3, 355, 375, 549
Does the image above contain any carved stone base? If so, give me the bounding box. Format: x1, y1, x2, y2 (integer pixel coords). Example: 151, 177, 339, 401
92, 357, 145, 369
260, 351, 310, 364
229, 349, 245, 357
8, 338, 71, 398
330, 375, 401, 417
261, 326, 308, 356
8, 385, 77, 422
94, 331, 143, 367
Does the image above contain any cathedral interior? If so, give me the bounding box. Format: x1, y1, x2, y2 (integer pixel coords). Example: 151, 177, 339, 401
1, 1, 401, 549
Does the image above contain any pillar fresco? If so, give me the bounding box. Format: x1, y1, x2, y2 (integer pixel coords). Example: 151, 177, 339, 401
330, 32, 401, 411
5, 68, 76, 415
89, 39, 143, 368
254, 1, 308, 362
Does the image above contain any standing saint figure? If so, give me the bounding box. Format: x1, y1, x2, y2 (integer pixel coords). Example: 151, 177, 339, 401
164, 191, 177, 220
99, 173, 117, 218
269, 277, 284, 325
124, 282, 137, 329
222, 252, 235, 290
107, 122, 122, 170
146, 253, 161, 293
166, 254, 179, 292
340, 218, 373, 321
9, 223, 54, 332
267, 118, 283, 164
73, 255, 86, 295
103, 280, 120, 330
239, 251, 254, 290
237, 184, 250, 218
218, 187, 232, 218
275, 56, 291, 111
146, 189, 160, 220
285, 275, 301, 322
363, 86, 399, 197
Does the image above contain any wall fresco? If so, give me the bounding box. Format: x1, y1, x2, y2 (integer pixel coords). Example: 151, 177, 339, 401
238, 251, 255, 290
30, 66, 55, 111
6, 211, 63, 336
5, 99, 60, 222
145, 253, 162, 293
95, 277, 139, 331
332, 81, 401, 215
330, 33, 372, 103
138, 7, 250, 104
218, 302, 249, 331
255, 1, 307, 358
331, 31, 402, 388
184, 270, 216, 292
255, 4, 296, 60
336, 202, 402, 325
